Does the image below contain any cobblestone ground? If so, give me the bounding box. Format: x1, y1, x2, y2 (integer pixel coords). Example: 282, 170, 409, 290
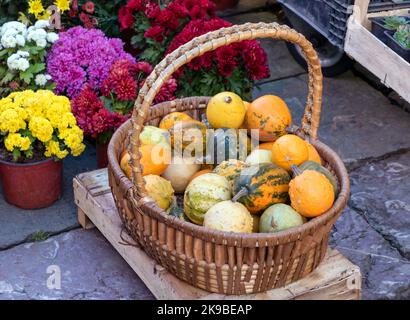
1, 1, 409, 300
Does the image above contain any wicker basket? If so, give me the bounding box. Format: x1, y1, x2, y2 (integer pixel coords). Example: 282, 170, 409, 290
107, 22, 350, 295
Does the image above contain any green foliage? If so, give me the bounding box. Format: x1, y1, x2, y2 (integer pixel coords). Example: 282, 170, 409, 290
176, 67, 254, 101
30, 230, 50, 242
383, 16, 408, 30
394, 24, 410, 49
60, 0, 127, 38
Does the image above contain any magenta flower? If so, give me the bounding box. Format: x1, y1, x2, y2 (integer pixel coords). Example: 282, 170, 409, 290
47, 26, 134, 98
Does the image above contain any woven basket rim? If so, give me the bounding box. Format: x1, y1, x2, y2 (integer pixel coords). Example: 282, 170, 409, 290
108, 97, 350, 246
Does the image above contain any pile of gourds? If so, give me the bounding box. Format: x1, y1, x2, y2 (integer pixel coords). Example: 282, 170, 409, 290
120, 92, 339, 234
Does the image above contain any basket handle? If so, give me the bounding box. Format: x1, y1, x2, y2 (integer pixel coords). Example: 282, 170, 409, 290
129, 22, 323, 195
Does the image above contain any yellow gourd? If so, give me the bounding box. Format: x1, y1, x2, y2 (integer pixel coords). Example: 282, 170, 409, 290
204, 201, 253, 233
143, 175, 174, 210
206, 92, 246, 129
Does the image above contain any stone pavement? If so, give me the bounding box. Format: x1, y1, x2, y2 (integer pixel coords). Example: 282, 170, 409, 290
1, 2, 410, 300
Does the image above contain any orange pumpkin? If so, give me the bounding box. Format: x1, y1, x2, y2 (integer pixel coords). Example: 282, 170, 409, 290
271, 134, 309, 171
257, 141, 275, 151
246, 95, 292, 141
189, 169, 213, 182
159, 112, 192, 131
306, 142, 322, 164
120, 145, 171, 177
289, 167, 334, 218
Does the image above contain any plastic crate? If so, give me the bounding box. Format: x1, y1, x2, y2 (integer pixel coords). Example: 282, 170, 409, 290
278, 0, 410, 48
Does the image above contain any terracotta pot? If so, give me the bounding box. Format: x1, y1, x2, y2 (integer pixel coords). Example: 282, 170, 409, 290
0, 158, 63, 209
212, 0, 240, 11
96, 142, 109, 168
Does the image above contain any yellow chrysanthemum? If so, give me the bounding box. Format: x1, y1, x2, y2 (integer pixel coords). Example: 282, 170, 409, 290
54, 0, 70, 12
4, 133, 31, 152
29, 116, 53, 142
28, 0, 45, 18
1, 90, 85, 159
0, 109, 26, 133
38, 9, 51, 20
44, 140, 69, 159
71, 143, 86, 156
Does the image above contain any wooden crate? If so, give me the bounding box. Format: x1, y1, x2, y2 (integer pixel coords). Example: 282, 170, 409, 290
345, 0, 410, 102
73, 169, 362, 300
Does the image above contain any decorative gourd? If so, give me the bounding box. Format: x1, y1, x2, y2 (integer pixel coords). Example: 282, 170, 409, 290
259, 203, 304, 233
184, 173, 231, 225
289, 166, 335, 218
306, 142, 322, 164
140, 144, 171, 176
299, 161, 339, 197
161, 155, 200, 193
206, 128, 251, 164
140, 126, 170, 149
245, 95, 292, 141
166, 198, 189, 221
169, 119, 207, 156
120, 150, 132, 178
213, 159, 248, 189
159, 112, 192, 131
204, 201, 253, 233
120, 146, 171, 178
143, 175, 174, 210
245, 149, 272, 165
206, 92, 246, 129
232, 163, 291, 214
257, 141, 275, 151
271, 134, 308, 171
189, 168, 213, 182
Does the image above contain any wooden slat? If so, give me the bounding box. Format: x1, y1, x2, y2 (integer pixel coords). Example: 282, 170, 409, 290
73, 169, 361, 300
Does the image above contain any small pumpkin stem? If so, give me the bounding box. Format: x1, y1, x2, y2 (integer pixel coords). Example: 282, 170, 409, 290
232, 187, 248, 202
224, 96, 232, 104
291, 164, 302, 177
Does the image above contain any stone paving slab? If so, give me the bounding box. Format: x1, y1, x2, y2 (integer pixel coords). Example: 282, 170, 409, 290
253, 72, 410, 164
218, 0, 274, 16
0, 142, 97, 249
349, 151, 410, 260
0, 229, 153, 300
330, 207, 410, 299
225, 11, 306, 82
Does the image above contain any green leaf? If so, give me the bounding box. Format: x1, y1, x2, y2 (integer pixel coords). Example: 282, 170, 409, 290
20, 70, 33, 84
27, 63, 45, 74
1, 71, 15, 84
131, 34, 144, 46
0, 49, 9, 57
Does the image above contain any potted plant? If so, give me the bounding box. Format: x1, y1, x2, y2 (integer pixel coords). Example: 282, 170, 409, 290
370, 16, 408, 44
118, 0, 269, 100
71, 59, 177, 167
0, 90, 86, 209
386, 24, 410, 62
0, 19, 58, 98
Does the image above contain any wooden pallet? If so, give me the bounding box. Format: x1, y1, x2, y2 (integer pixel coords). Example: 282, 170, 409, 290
73, 169, 362, 300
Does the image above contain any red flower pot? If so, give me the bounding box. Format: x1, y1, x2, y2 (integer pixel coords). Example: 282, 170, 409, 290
212, 0, 240, 11
96, 142, 109, 168
0, 158, 63, 209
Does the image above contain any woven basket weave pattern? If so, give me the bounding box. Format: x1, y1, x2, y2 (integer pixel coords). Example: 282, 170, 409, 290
107, 23, 350, 294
